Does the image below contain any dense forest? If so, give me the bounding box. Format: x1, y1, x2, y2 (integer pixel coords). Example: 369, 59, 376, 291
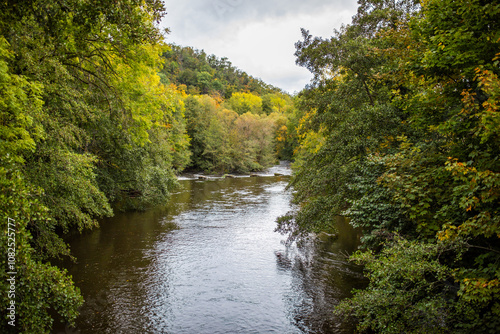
156, 45, 299, 172
160, 45, 299, 172
160, 44, 283, 97
277, 0, 500, 333
1, 0, 499, 333
0, 1, 297, 332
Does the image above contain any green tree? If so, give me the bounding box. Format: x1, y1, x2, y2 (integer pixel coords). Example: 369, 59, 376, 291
184, 95, 216, 170
1, 159, 84, 333
277, 19, 406, 241
281, 0, 500, 332
197, 71, 213, 94
336, 237, 467, 334
0, 0, 193, 332
161, 44, 283, 97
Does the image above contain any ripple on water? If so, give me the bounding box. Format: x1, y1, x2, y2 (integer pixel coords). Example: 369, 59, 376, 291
53, 168, 365, 334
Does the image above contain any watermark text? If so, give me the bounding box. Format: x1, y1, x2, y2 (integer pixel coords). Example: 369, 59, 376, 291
6, 218, 16, 327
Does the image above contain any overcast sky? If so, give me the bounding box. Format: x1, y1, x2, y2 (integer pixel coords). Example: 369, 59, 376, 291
160, 0, 358, 94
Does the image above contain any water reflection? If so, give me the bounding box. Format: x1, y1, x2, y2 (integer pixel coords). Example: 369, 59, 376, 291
277, 224, 365, 334
54, 174, 365, 334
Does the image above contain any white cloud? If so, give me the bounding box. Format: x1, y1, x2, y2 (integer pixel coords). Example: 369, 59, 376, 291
161, 0, 358, 93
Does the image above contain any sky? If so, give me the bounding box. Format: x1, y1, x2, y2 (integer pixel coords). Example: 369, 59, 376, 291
160, 0, 359, 94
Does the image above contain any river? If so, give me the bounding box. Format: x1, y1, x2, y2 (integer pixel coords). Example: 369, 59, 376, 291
54, 164, 365, 334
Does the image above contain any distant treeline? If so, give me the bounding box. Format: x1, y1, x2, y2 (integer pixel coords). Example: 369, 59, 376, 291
158, 46, 299, 173
160, 44, 283, 97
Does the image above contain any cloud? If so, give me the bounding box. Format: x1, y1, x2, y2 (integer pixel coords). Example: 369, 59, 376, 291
161, 0, 358, 93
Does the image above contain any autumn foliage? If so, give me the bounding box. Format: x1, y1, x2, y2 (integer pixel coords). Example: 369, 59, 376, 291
281, 0, 500, 332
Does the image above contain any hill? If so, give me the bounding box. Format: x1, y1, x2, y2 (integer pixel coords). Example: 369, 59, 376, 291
160, 44, 283, 98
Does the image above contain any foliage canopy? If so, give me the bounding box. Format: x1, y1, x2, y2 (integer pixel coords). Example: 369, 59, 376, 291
280, 0, 500, 332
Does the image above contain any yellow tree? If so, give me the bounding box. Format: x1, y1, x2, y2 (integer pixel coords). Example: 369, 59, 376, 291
227, 92, 263, 115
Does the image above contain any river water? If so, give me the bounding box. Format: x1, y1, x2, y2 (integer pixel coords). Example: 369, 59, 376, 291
54, 165, 365, 334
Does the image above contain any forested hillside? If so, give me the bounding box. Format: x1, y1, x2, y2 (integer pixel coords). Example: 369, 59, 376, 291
0, 1, 297, 332
158, 44, 299, 173
277, 0, 500, 332
160, 44, 282, 97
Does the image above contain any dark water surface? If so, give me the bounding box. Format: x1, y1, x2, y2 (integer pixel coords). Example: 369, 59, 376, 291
54, 168, 365, 334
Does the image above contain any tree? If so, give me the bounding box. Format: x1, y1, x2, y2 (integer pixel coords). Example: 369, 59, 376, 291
183, 94, 279, 173
161, 44, 283, 98
0, 0, 194, 332
281, 0, 500, 332
262, 93, 289, 114
184, 95, 217, 170
278, 15, 407, 241
227, 92, 263, 115
1, 158, 84, 333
